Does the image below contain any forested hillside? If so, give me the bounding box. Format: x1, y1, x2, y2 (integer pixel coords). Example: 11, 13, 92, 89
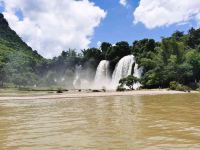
0, 13, 46, 87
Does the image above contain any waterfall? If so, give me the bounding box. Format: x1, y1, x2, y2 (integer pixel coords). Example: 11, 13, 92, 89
111, 55, 135, 88
133, 63, 143, 79
73, 65, 82, 89
93, 60, 110, 89
74, 55, 143, 90
73, 65, 91, 89
133, 63, 143, 90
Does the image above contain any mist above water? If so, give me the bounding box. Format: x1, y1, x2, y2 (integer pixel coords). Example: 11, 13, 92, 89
73, 65, 92, 89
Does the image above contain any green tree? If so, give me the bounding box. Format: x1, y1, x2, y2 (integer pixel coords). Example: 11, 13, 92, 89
100, 42, 112, 59
106, 41, 131, 60
186, 50, 200, 82
187, 28, 200, 49
119, 75, 140, 90
0, 61, 6, 87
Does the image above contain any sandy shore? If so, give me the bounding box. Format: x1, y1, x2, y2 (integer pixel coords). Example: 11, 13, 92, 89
0, 89, 198, 100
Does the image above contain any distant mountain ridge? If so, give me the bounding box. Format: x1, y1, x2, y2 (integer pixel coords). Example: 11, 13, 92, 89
0, 13, 43, 59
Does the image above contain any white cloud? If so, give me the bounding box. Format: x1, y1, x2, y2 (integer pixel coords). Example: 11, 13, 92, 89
1, 0, 106, 58
119, 0, 127, 7
133, 0, 200, 29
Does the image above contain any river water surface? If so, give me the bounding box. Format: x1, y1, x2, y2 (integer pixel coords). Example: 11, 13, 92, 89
0, 94, 200, 149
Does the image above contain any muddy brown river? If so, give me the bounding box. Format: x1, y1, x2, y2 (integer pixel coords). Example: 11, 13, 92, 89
0, 94, 200, 149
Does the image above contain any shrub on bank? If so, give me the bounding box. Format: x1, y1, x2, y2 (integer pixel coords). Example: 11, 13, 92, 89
92, 90, 101, 92
116, 86, 126, 92
196, 87, 200, 92
57, 88, 63, 93
169, 81, 191, 92
169, 81, 178, 90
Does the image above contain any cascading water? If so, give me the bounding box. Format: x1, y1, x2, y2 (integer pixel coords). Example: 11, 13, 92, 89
73, 65, 91, 89
73, 65, 82, 89
111, 55, 135, 88
133, 63, 143, 90
74, 55, 143, 90
93, 60, 110, 89
133, 63, 143, 78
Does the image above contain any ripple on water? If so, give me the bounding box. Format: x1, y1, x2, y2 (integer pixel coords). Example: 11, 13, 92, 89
0, 94, 200, 149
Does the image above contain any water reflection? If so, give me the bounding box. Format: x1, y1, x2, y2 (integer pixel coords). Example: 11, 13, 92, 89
0, 94, 200, 149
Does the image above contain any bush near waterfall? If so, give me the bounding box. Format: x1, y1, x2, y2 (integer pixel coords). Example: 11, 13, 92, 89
119, 75, 140, 90
116, 85, 126, 92
57, 88, 63, 93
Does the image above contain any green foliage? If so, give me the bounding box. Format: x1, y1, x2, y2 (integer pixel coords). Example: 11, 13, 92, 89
57, 88, 63, 93
132, 39, 156, 64
169, 81, 191, 92
106, 41, 131, 70
169, 81, 179, 90
0, 14, 45, 87
185, 50, 200, 81
136, 32, 198, 89
116, 85, 126, 92
106, 41, 131, 60
187, 28, 200, 49
172, 31, 184, 41
119, 75, 140, 90
82, 48, 103, 71
82, 48, 103, 61
100, 42, 112, 59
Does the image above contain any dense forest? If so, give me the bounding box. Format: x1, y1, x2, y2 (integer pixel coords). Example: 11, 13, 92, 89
1, 13, 200, 90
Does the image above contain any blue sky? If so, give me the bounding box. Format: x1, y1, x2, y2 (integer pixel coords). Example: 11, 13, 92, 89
0, 0, 200, 58
90, 0, 195, 47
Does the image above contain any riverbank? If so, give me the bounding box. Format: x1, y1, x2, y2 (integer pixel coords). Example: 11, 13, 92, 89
0, 89, 198, 100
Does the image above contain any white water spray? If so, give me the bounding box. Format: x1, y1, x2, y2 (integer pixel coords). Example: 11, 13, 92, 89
73, 65, 82, 89
111, 55, 135, 88
77, 55, 143, 90
93, 60, 110, 89
133, 63, 143, 90
73, 65, 92, 89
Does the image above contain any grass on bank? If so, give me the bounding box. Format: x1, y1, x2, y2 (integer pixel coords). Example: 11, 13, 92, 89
0, 86, 70, 97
